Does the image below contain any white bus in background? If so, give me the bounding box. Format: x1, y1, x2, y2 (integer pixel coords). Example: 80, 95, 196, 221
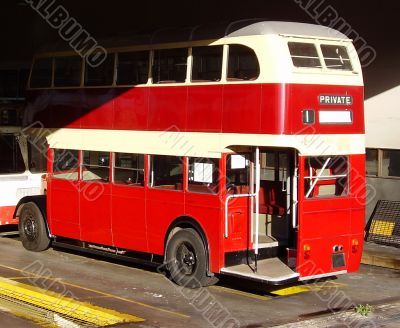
0, 127, 46, 225
0, 63, 47, 226
365, 85, 400, 220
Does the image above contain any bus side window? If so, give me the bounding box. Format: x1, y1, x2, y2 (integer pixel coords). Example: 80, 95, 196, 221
321, 45, 352, 71
52, 149, 79, 181
114, 152, 145, 186
152, 48, 188, 84
304, 156, 348, 198
227, 45, 260, 81
191, 46, 223, 82
149, 155, 183, 190
117, 51, 150, 85
288, 42, 321, 68
54, 56, 82, 87
85, 54, 115, 87
188, 157, 219, 194
82, 151, 110, 182
226, 154, 250, 193
30, 58, 53, 88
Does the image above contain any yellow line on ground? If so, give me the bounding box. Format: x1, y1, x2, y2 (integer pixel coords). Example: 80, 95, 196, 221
0, 277, 144, 326
61, 280, 190, 318
270, 285, 315, 296
270, 281, 347, 296
209, 285, 271, 301
79, 295, 114, 301
0, 263, 189, 319
7, 276, 45, 280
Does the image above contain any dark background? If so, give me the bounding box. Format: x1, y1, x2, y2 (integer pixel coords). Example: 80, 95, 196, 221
0, 0, 397, 98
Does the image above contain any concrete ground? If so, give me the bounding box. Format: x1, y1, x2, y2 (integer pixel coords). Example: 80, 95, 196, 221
0, 234, 399, 327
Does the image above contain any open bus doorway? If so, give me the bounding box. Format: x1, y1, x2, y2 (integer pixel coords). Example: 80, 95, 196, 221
222, 147, 299, 283
254, 149, 297, 262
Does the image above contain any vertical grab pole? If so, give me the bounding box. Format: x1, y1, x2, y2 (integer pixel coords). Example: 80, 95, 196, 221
254, 147, 260, 272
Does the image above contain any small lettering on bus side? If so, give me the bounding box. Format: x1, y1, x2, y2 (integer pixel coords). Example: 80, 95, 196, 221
319, 95, 353, 106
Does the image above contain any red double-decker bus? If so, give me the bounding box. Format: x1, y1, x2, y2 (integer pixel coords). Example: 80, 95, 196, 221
17, 20, 365, 287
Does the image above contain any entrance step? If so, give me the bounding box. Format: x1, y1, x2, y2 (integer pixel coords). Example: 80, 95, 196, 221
221, 257, 299, 284
257, 235, 278, 247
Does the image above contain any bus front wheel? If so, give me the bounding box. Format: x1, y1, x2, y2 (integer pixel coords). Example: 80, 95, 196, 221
18, 202, 50, 252
166, 228, 210, 288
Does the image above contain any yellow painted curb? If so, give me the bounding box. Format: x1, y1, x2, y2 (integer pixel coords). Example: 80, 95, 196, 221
270, 285, 315, 296
0, 277, 144, 326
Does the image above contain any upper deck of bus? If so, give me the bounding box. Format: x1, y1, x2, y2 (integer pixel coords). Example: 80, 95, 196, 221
29, 20, 363, 87
25, 21, 364, 158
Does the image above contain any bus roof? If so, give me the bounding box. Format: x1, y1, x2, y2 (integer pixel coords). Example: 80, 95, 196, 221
226, 20, 349, 39
36, 20, 350, 54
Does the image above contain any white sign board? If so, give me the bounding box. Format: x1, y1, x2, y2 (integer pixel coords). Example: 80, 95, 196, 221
194, 162, 213, 183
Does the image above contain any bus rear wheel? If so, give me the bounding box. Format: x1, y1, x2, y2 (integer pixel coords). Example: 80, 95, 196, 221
166, 228, 212, 288
18, 202, 50, 252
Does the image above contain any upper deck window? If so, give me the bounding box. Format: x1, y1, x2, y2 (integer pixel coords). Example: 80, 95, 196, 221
191, 46, 223, 82
117, 51, 149, 85
30, 58, 53, 88
288, 42, 321, 68
321, 45, 352, 70
152, 48, 187, 84
227, 45, 260, 81
54, 56, 82, 87
85, 54, 115, 87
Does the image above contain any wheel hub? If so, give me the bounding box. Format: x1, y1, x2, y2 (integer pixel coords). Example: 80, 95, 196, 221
24, 215, 37, 241
177, 243, 196, 275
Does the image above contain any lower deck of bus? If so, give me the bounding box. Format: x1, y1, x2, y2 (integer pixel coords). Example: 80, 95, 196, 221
38, 145, 364, 284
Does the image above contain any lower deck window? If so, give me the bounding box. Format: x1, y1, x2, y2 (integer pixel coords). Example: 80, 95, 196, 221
188, 157, 219, 194
150, 155, 183, 190
52, 149, 79, 180
226, 154, 251, 193
82, 151, 110, 182
114, 152, 144, 186
304, 156, 348, 198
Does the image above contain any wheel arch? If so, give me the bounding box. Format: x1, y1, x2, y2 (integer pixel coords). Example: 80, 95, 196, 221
164, 216, 213, 276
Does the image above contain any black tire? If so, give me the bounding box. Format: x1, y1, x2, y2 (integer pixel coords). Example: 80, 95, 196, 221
166, 228, 215, 288
18, 202, 51, 252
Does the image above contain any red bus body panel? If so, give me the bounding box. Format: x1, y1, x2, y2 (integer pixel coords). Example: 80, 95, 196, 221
38, 81, 364, 278
26, 83, 364, 135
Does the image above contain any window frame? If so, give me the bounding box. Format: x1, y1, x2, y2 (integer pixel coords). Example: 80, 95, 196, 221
288, 41, 355, 73
151, 48, 189, 84
112, 152, 145, 187
29, 57, 54, 89
84, 53, 116, 87
52, 148, 80, 181
148, 154, 184, 191
303, 156, 349, 199
81, 150, 111, 183
190, 45, 224, 83
54, 55, 83, 88
187, 157, 220, 195
116, 50, 150, 86
226, 44, 260, 82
